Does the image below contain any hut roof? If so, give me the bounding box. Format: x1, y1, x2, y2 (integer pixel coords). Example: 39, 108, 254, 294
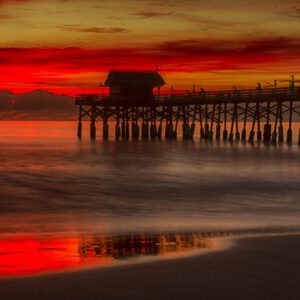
104, 70, 166, 87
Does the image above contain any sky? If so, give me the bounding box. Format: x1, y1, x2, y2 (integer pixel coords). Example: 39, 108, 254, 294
1, 0, 300, 95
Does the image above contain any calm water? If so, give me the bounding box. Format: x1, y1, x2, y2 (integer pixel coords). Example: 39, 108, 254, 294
0, 121, 299, 276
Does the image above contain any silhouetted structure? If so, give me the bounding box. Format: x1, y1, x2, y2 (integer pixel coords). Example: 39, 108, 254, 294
76, 72, 300, 144
104, 70, 165, 102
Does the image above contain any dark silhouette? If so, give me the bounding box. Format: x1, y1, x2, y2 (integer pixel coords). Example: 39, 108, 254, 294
0, 90, 74, 111
76, 71, 300, 144
104, 70, 165, 102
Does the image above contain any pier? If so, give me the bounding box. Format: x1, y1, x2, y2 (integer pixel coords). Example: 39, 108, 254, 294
75, 71, 300, 144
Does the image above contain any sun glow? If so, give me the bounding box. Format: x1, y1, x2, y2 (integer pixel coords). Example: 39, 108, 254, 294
0, 1, 299, 95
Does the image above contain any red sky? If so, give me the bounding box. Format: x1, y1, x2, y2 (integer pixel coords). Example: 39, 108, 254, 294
1, 0, 300, 95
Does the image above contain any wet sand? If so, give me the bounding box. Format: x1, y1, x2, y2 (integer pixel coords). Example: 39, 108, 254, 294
0, 234, 299, 300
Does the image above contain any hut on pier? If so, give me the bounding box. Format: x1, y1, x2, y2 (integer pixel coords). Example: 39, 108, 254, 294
104, 70, 166, 102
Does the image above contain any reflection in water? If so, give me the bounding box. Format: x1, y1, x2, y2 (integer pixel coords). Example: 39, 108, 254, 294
0, 233, 213, 277
79, 233, 213, 259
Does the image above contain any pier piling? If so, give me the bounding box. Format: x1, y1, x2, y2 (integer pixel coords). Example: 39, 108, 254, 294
209, 104, 216, 140
199, 105, 205, 139
278, 126, 284, 143
125, 121, 130, 140
204, 123, 209, 140
228, 106, 235, 143
272, 102, 279, 144
216, 104, 221, 141
249, 107, 256, 143
77, 105, 82, 138
190, 123, 196, 140
157, 123, 162, 139
287, 129, 293, 144
150, 124, 157, 139
132, 122, 139, 140
223, 103, 228, 141
216, 124, 221, 141
182, 123, 190, 140
235, 122, 240, 141
241, 103, 248, 142
121, 121, 126, 139
75, 84, 299, 144
103, 122, 109, 140
271, 131, 277, 144
167, 123, 174, 139
90, 122, 96, 140
287, 100, 293, 144
115, 121, 120, 140
77, 121, 82, 138
256, 103, 262, 142
90, 105, 97, 140
142, 122, 149, 139
204, 104, 209, 139
263, 124, 272, 143
257, 130, 262, 142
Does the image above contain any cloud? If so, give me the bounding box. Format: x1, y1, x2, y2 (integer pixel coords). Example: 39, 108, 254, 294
156, 37, 300, 57
287, 7, 300, 18
243, 37, 300, 53
0, 0, 32, 5
58, 25, 130, 34
134, 11, 173, 18
0, 37, 299, 94
0, 13, 12, 19
1, 37, 300, 72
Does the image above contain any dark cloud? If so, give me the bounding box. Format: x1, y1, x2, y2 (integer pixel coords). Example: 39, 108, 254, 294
0, 13, 12, 19
1, 37, 299, 72
58, 25, 130, 34
134, 11, 173, 18
133, 9, 245, 31
288, 7, 300, 18
0, 90, 74, 112
244, 37, 300, 53
158, 37, 300, 56
142, 0, 178, 7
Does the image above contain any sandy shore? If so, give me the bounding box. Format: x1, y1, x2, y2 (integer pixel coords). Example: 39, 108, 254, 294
0, 234, 299, 300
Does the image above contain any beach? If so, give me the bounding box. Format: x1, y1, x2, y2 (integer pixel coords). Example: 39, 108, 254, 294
0, 233, 299, 300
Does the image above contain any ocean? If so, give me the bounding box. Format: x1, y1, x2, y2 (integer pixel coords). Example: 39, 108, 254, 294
0, 121, 299, 276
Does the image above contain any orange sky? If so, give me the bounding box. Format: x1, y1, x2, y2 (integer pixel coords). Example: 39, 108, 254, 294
1, 0, 300, 95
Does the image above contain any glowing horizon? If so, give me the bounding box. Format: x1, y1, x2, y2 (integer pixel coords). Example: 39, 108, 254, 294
1, 0, 300, 95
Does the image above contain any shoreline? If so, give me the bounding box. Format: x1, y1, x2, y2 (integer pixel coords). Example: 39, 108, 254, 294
0, 233, 299, 299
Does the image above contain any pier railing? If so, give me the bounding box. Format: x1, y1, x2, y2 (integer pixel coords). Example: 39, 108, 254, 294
76, 87, 299, 106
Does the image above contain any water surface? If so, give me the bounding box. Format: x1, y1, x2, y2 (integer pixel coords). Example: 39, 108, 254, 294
0, 121, 299, 276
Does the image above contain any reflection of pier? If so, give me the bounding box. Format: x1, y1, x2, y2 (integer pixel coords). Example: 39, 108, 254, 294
79, 233, 212, 260
0, 233, 212, 277
75, 71, 300, 144
1, 228, 297, 276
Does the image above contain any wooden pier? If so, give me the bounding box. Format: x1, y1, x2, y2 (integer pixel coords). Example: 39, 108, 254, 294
75, 71, 300, 144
